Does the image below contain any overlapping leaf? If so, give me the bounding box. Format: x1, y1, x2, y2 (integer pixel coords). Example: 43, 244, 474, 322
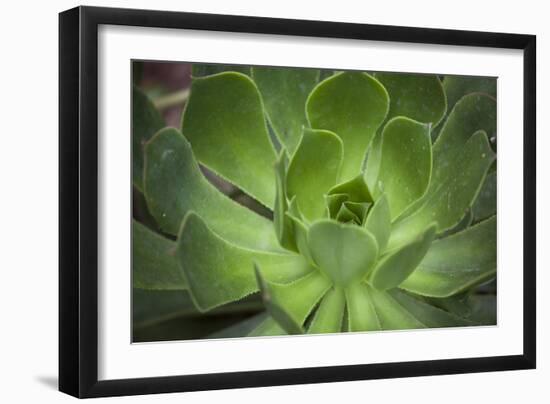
286, 128, 343, 220
132, 85, 164, 191
307, 72, 389, 181
144, 128, 280, 251
400, 216, 496, 297
252, 67, 320, 153
181, 72, 277, 207
176, 212, 313, 311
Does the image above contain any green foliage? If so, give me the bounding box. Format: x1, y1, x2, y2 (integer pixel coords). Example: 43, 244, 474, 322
133, 64, 497, 340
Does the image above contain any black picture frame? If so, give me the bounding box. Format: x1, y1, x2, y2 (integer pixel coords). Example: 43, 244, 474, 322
59, 5, 536, 398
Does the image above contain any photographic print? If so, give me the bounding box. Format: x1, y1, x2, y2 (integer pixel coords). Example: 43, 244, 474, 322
131, 61, 497, 343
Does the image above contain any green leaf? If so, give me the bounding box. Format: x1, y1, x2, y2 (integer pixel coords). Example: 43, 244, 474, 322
176, 212, 313, 311
181, 72, 276, 207
363, 194, 391, 252
287, 128, 343, 220
335, 203, 361, 224
373, 72, 446, 126
389, 130, 495, 250
432, 93, 496, 187
192, 63, 250, 77
308, 220, 378, 287
367, 286, 425, 330
273, 150, 297, 252
325, 193, 349, 219
328, 174, 373, 203
345, 283, 381, 331
375, 117, 432, 218
252, 67, 320, 153
308, 287, 346, 334
133, 289, 195, 329
465, 294, 496, 325
255, 265, 304, 334
400, 216, 496, 297
132, 85, 164, 191
473, 171, 496, 222
306, 72, 389, 181
248, 317, 286, 337
133, 290, 262, 329
207, 312, 269, 339
387, 289, 471, 328
343, 201, 371, 224
422, 292, 472, 318
365, 129, 384, 193
286, 199, 315, 264
443, 76, 497, 113
369, 224, 437, 291
132, 220, 186, 290
257, 267, 331, 329
144, 128, 280, 251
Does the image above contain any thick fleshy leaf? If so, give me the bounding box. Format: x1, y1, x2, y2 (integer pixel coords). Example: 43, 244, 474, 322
325, 193, 349, 219
387, 289, 471, 328
344, 201, 371, 224
181, 72, 276, 207
255, 265, 303, 334
287, 128, 343, 220
132, 220, 186, 290
132, 85, 164, 191
345, 283, 381, 331
432, 93, 496, 187
144, 128, 280, 251
389, 130, 495, 250
365, 130, 384, 193
207, 312, 269, 339
308, 287, 346, 334
286, 198, 315, 264
465, 294, 497, 325
375, 117, 432, 218
133, 290, 263, 341
473, 171, 496, 222
374, 72, 446, 126
439, 209, 473, 238
328, 174, 373, 203
306, 72, 389, 181
336, 203, 361, 224
252, 67, 320, 153
367, 286, 425, 330
273, 150, 297, 252
369, 224, 437, 290
443, 76, 497, 113
248, 317, 286, 337
176, 212, 312, 311
192, 63, 250, 77
423, 292, 472, 318
308, 220, 378, 287
400, 216, 496, 297
257, 269, 331, 328
363, 194, 391, 252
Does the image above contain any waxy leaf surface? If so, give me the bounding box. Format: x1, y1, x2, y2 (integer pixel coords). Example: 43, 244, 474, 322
176, 212, 312, 311
132, 220, 187, 290
252, 66, 320, 153
287, 128, 343, 220
182, 72, 276, 207
133, 85, 164, 191
307, 72, 389, 181
308, 220, 378, 287
144, 128, 280, 251
400, 216, 496, 297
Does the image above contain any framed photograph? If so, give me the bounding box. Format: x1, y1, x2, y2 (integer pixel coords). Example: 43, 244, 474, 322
59, 6, 536, 398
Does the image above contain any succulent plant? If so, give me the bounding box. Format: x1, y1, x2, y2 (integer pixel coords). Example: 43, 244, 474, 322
132, 64, 497, 340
